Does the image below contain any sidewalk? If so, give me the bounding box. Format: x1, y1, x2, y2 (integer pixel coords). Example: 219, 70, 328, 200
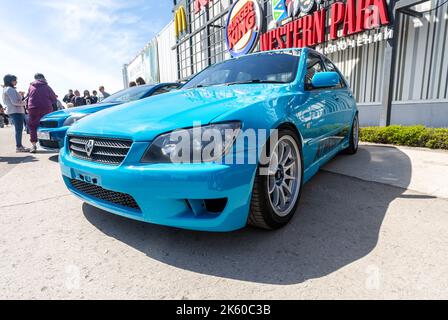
323, 143, 448, 199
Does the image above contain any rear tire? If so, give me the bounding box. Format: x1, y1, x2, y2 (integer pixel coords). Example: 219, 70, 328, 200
343, 114, 359, 155
248, 129, 303, 230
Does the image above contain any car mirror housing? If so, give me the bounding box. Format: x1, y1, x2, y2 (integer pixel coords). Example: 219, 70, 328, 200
311, 72, 340, 88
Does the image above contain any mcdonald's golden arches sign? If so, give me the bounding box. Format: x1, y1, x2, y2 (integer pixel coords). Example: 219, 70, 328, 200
174, 6, 187, 38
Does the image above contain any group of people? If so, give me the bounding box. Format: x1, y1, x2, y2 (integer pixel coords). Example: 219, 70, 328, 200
1, 73, 110, 154
128, 77, 146, 88
62, 86, 110, 108
1, 74, 57, 153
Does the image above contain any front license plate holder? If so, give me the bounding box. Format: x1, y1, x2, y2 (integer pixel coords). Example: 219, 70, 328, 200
73, 170, 102, 186
37, 131, 51, 140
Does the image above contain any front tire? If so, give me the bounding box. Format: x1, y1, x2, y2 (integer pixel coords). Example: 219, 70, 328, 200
248, 129, 303, 230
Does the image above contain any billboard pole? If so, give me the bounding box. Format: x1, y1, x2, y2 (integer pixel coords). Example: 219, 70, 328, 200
380, 0, 399, 127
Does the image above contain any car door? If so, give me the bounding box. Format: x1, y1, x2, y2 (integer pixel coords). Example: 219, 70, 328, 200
322, 57, 354, 134
300, 52, 341, 162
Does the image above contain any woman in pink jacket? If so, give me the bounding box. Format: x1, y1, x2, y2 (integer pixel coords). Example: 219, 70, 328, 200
27, 73, 57, 153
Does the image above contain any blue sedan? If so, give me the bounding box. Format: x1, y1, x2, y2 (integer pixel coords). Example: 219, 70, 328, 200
37, 83, 181, 149
59, 48, 359, 232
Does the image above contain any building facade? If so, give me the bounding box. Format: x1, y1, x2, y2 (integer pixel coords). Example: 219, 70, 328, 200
124, 0, 448, 127
123, 20, 179, 87
171, 0, 448, 127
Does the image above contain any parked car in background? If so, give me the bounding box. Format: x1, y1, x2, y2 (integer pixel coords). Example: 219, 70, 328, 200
37, 83, 181, 149
59, 48, 358, 232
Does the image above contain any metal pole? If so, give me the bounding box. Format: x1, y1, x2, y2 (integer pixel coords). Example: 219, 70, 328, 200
380, 0, 400, 127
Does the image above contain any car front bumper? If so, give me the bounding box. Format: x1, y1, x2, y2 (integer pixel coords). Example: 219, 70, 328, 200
59, 144, 257, 232
38, 127, 69, 149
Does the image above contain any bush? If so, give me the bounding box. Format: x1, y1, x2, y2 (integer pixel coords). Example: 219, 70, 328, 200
360, 125, 448, 150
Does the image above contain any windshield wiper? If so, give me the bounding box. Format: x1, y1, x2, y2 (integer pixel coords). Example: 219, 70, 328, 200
225, 80, 287, 86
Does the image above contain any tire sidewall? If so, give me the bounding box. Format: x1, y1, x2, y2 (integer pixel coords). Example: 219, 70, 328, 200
255, 128, 304, 228
351, 114, 359, 152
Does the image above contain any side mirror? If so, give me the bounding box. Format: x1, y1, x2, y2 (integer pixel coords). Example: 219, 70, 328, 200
311, 72, 340, 88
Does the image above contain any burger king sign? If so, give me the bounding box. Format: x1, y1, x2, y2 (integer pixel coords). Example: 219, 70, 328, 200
226, 0, 262, 57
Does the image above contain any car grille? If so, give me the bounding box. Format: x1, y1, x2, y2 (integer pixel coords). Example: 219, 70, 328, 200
40, 120, 59, 128
68, 135, 133, 165
70, 179, 141, 212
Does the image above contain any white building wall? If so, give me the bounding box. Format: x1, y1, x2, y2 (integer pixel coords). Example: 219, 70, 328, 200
126, 54, 145, 85
157, 21, 178, 83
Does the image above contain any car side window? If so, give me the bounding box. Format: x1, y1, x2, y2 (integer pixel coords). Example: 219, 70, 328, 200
305, 54, 325, 91
323, 58, 346, 89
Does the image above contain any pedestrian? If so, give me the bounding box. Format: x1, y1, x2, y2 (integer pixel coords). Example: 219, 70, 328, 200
19, 91, 29, 134
136, 77, 146, 86
0, 103, 5, 128
52, 96, 64, 111
63, 89, 74, 106
27, 73, 57, 153
91, 90, 98, 104
83, 90, 93, 105
98, 86, 110, 102
71, 90, 85, 107
129, 81, 137, 88
2, 75, 30, 152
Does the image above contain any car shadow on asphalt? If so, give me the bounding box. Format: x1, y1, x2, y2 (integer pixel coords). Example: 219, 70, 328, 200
82, 147, 412, 285
0, 156, 37, 164
48, 155, 59, 163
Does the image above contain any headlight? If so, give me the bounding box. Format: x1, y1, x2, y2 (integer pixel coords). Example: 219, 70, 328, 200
63, 114, 88, 126
141, 122, 241, 163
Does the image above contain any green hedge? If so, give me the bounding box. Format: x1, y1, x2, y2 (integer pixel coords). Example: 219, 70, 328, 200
360, 125, 448, 150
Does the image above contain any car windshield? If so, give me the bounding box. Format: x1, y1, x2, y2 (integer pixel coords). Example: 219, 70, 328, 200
182, 51, 301, 90
101, 85, 155, 104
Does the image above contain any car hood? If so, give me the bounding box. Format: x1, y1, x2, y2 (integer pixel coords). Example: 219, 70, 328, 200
42, 102, 120, 120
69, 84, 287, 141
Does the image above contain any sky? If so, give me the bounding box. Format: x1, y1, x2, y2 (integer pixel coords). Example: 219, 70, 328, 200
0, 0, 172, 97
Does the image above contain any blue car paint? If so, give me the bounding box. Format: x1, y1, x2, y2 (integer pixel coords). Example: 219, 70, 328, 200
59, 48, 358, 232
38, 83, 180, 149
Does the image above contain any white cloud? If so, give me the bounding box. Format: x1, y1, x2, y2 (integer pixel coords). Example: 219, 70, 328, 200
0, 0, 170, 98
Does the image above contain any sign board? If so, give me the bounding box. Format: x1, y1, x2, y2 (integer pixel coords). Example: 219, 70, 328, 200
225, 0, 263, 57
260, 0, 390, 51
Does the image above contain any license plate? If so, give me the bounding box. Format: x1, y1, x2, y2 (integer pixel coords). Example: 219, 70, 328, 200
73, 170, 101, 185
37, 131, 50, 140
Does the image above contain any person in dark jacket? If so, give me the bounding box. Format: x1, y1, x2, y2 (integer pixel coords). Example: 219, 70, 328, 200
0, 103, 5, 128
71, 90, 85, 107
27, 73, 57, 153
91, 90, 98, 104
63, 89, 74, 105
136, 77, 146, 86
83, 90, 93, 105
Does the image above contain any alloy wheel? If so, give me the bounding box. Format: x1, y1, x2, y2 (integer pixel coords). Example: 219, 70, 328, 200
267, 135, 302, 217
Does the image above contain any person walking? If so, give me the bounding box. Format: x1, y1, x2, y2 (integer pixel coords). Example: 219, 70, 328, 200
27, 73, 57, 153
2, 75, 29, 152
71, 90, 85, 107
98, 86, 110, 102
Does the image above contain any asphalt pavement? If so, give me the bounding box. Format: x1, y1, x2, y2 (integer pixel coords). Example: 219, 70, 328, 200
1, 126, 447, 299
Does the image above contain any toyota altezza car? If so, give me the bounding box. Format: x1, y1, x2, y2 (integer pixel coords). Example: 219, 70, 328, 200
60, 48, 359, 232
38, 83, 181, 149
